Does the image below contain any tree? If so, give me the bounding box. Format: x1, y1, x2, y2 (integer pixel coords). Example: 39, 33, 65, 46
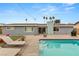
25, 18, 27, 22
43, 16, 48, 20
43, 16, 56, 22
49, 17, 52, 21
45, 17, 48, 20
52, 16, 55, 19
43, 16, 46, 19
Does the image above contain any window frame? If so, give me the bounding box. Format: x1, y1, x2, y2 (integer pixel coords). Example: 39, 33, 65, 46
6, 26, 15, 30
25, 27, 33, 32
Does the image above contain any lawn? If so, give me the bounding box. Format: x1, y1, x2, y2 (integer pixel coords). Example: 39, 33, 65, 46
0, 29, 2, 34
10, 36, 22, 41
0, 43, 5, 46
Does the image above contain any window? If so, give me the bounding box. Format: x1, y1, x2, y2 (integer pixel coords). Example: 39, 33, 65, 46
53, 27, 59, 31
25, 27, 33, 32
6, 27, 15, 30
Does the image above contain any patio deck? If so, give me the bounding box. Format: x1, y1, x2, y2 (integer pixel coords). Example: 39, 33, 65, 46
21, 35, 79, 56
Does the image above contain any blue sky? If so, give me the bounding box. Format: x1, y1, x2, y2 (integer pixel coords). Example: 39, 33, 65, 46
0, 3, 79, 24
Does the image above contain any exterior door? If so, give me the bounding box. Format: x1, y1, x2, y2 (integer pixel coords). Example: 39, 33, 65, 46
38, 27, 46, 34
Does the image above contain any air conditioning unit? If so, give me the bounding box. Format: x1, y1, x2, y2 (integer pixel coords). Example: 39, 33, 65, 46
54, 20, 60, 24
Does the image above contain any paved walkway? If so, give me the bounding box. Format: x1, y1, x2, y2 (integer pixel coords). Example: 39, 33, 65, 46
21, 35, 79, 56
21, 35, 39, 56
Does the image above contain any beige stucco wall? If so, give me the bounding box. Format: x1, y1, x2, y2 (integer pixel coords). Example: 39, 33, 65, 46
74, 24, 79, 34
74, 24, 79, 28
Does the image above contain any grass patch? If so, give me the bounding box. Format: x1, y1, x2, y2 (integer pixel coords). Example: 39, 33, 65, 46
0, 29, 2, 34
0, 43, 5, 46
10, 36, 22, 41
0, 31, 2, 34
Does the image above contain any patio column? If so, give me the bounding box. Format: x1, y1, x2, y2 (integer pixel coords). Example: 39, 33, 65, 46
47, 21, 54, 35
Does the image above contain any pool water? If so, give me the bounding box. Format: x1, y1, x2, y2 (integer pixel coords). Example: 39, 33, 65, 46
39, 39, 79, 56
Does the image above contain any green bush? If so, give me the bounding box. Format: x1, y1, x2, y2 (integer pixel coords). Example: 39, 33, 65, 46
10, 36, 22, 41
0, 30, 2, 34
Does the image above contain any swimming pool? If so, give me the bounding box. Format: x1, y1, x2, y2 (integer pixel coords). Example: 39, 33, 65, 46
39, 39, 79, 56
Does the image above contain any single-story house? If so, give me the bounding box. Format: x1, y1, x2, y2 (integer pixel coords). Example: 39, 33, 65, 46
0, 22, 76, 35
0, 20, 79, 35
1, 23, 47, 35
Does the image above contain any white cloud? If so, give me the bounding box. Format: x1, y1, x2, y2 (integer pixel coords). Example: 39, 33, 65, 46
0, 9, 21, 16
40, 8, 47, 11
40, 5, 57, 12
62, 3, 76, 12
32, 5, 41, 10
39, 5, 58, 16
30, 5, 58, 16
62, 3, 76, 6
65, 7, 75, 11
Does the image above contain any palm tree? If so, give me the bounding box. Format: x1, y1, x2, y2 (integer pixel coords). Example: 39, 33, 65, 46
45, 17, 48, 20
43, 16, 56, 23
49, 17, 52, 21
43, 16, 46, 19
25, 18, 27, 22
52, 16, 55, 19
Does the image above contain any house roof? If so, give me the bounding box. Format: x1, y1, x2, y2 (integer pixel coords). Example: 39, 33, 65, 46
1, 23, 74, 28
2, 23, 47, 27
74, 21, 79, 25
55, 24, 74, 28
0, 23, 5, 26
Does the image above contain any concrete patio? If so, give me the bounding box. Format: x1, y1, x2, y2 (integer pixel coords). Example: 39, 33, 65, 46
21, 35, 79, 56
